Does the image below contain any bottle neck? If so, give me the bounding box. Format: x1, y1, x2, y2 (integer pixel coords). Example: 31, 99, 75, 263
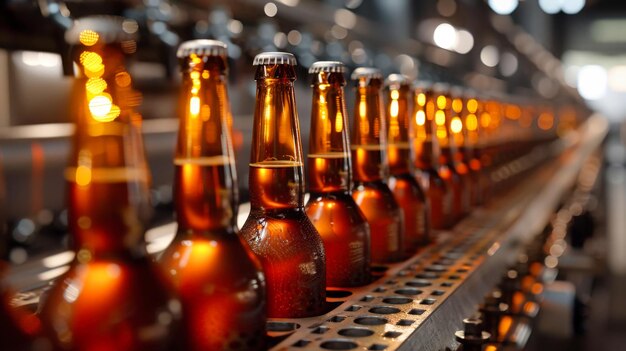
174, 57, 238, 234
249, 64, 305, 210
351, 83, 389, 182
308, 79, 351, 193
386, 86, 413, 175
67, 44, 151, 258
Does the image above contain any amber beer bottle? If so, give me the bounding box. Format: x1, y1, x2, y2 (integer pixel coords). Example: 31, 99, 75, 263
432, 84, 465, 224
384, 74, 430, 251
239, 52, 326, 318
350, 67, 404, 263
449, 86, 473, 215
413, 82, 453, 230
305, 61, 371, 287
459, 91, 484, 206
39, 16, 181, 351
159, 40, 266, 350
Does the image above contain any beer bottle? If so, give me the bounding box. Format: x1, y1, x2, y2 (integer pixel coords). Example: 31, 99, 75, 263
159, 40, 266, 350
432, 84, 466, 224
479, 97, 497, 202
412, 82, 453, 230
384, 74, 430, 251
350, 67, 404, 263
305, 61, 371, 287
239, 52, 326, 318
39, 16, 182, 351
449, 86, 473, 215
460, 91, 484, 206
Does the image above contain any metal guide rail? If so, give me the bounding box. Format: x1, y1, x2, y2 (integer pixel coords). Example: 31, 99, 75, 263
6, 116, 608, 351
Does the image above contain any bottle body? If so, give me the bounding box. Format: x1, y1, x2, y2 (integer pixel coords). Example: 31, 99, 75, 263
350, 69, 404, 263
413, 87, 453, 230
40, 19, 181, 350
388, 173, 429, 249
40, 256, 180, 351
434, 89, 468, 225
160, 231, 266, 350
385, 76, 430, 251
239, 54, 326, 318
306, 191, 370, 286
159, 41, 266, 350
305, 63, 371, 287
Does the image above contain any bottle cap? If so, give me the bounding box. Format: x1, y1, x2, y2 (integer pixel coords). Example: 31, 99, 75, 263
253, 52, 297, 66
385, 74, 411, 89
309, 61, 346, 74
65, 15, 138, 45
177, 39, 228, 58
351, 67, 382, 80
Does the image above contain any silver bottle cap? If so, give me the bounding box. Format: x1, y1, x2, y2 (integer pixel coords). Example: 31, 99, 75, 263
253, 52, 297, 66
351, 67, 383, 80
309, 61, 346, 74
385, 74, 411, 89
177, 39, 228, 58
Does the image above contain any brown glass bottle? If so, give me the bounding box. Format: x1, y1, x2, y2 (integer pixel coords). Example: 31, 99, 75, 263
384, 74, 430, 252
39, 16, 182, 351
350, 68, 404, 263
239, 52, 326, 318
159, 40, 266, 350
449, 86, 473, 215
304, 61, 371, 287
459, 91, 484, 207
412, 82, 453, 230
478, 97, 496, 203
432, 84, 466, 224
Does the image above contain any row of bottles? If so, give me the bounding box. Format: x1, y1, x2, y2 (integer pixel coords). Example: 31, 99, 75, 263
0, 15, 575, 351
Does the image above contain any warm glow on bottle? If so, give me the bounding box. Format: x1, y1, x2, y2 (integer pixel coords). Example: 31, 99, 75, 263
415, 110, 426, 126
538, 111, 554, 130
452, 98, 463, 114
388, 89, 400, 138
417, 93, 426, 106
435, 110, 446, 126
79, 30, 99, 46
189, 96, 200, 116
451, 116, 463, 134
88, 94, 120, 122
335, 111, 343, 132
466, 114, 478, 131
86, 77, 107, 95
467, 98, 478, 113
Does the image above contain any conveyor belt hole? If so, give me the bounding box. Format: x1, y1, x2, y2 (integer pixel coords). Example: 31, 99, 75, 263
320, 340, 359, 350
368, 306, 401, 314
354, 316, 388, 325
394, 288, 422, 296
382, 296, 413, 304
338, 328, 374, 337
